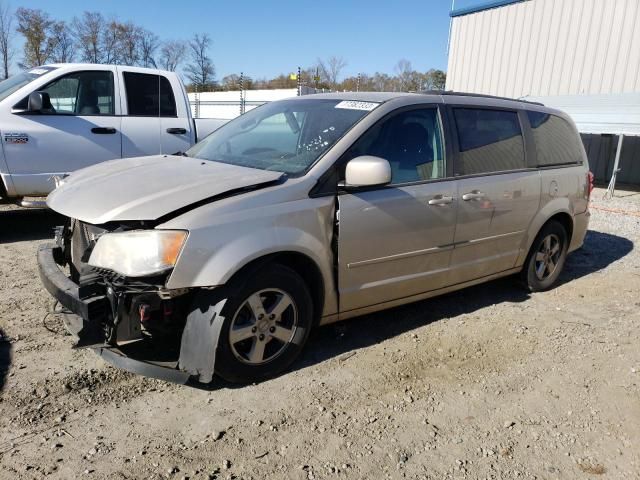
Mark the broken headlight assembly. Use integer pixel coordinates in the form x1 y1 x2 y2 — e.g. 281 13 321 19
88 230 187 277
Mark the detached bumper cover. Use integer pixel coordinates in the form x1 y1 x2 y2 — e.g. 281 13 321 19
37 243 190 384
37 244 107 325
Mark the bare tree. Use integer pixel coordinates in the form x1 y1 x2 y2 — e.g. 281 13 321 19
0 1 13 78
72 11 104 64
394 59 414 91
102 19 120 64
15 7 56 67
159 40 185 71
185 33 215 89
116 21 140 66
50 21 75 63
138 29 158 68
317 55 347 89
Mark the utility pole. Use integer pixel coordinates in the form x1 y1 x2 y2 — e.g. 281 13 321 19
239 72 244 115
194 83 200 119
356 73 361 92
297 66 301 96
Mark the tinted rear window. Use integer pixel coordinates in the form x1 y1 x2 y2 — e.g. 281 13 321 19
527 111 583 166
123 72 176 117
453 108 525 175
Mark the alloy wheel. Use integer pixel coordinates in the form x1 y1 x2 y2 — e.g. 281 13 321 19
228 288 298 365
534 233 561 281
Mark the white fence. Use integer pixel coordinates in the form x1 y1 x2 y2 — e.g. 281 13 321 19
188 87 329 119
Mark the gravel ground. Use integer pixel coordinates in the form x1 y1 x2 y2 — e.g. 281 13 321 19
0 187 639 480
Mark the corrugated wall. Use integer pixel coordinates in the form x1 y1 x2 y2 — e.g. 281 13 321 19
446 0 640 97
583 134 640 186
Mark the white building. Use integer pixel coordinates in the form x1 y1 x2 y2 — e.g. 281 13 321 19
446 0 640 187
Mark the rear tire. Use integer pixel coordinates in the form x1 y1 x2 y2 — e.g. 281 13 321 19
522 220 569 292
214 264 313 384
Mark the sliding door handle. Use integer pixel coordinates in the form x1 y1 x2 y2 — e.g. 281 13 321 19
428 195 453 206
462 191 485 201
166 127 187 134
91 127 116 134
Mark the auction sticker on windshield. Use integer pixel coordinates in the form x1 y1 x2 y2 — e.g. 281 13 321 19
28 67 56 76
335 100 379 111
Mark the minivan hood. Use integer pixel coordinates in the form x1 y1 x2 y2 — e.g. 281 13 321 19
47 155 284 224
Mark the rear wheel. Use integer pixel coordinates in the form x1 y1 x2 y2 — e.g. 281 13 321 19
215 264 313 383
522 220 569 292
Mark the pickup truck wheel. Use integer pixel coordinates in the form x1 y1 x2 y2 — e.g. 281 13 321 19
215 264 313 384
522 220 568 292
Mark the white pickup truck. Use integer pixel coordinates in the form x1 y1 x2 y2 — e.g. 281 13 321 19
0 63 227 205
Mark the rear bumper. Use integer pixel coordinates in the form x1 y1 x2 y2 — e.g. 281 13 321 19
569 210 591 252
37 243 190 384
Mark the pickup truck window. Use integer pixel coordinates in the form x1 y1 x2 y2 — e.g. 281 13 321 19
43 71 115 115
14 70 115 115
0 66 58 103
186 99 373 176
123 72 176 117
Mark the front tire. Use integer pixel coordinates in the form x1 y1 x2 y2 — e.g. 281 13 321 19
522 220 569 292
214 264 313 384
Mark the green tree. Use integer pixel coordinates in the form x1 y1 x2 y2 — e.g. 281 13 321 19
424 69 447 91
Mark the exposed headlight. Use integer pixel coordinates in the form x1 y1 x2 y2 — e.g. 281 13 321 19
88 230 187 277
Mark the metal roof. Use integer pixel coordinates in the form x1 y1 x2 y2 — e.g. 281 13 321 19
523 93 640 136
450 0 528 18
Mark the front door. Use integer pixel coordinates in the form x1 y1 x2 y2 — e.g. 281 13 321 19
3 69 121 196
338 106 458 313
448 107 540 283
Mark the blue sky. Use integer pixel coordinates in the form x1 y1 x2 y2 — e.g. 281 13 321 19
14 0 486 79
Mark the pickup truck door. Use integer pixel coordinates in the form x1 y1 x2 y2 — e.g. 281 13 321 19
338 105 458 313
118 68 194 157
3 68 122 196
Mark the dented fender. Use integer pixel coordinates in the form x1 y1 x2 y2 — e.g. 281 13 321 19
161 192 338 318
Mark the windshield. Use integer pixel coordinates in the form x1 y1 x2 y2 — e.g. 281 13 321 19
0 66 58 103
186 99 378 175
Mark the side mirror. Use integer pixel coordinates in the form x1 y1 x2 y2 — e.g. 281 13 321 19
27 91 53 113
344 156 392 188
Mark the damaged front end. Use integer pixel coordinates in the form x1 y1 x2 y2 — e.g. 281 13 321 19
38 219 222 384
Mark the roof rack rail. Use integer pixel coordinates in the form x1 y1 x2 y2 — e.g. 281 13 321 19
420 90 545 106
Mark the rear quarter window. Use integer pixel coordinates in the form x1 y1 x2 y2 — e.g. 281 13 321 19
527 111 583 167
453 108 526 175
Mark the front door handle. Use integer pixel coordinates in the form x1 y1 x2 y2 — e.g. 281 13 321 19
462 191 485 201
91 127 116 134
166 127 187 135
428 195 453 206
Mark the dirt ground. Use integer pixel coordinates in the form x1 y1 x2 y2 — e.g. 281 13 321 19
1 187 639 480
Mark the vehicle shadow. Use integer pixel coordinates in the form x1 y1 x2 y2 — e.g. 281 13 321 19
295 229 633 372
296 230 633 370
0 208 65 244
200 229 632 390
0 329 12 392
560 229 634 284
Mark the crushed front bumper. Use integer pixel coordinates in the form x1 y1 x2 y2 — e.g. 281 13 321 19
37 243 191 384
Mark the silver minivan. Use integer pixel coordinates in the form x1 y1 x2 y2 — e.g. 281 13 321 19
38 92 592 384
